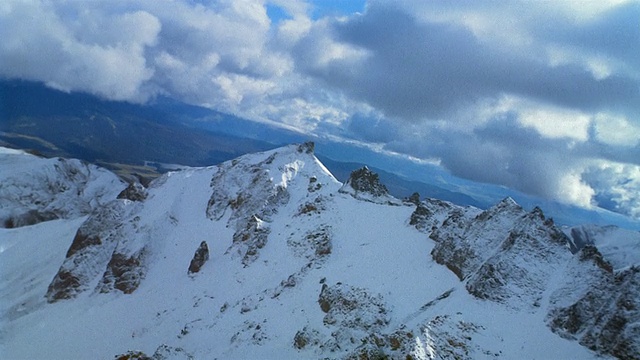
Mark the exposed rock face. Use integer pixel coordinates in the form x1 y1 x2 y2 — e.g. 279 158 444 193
46 196 159 301
431 197 572 307
117 181 148 202
297 141 315 154
293 282 391 354
549 265 640 359
293 326 322 350
432 198 555 279
114 344 194 360
206 153 292 224
579 245 613 274
230 215 270 267
407 315 493 360
206 144 336 266
98 252 145 294
347 329 418 360
65 226 102 258
288 225 333 260
45 270 82 302
406 192 421 205
46 201 130 302
206 152 290 266
317 283 389 329
188 241 210 274
340 166 388 197
426 195 640 358
409 197 461 233
3 209 59 228
301 283 494 359
338 166 401 205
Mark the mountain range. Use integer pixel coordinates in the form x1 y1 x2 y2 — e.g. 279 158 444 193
3 80 640 230
1 143 638 359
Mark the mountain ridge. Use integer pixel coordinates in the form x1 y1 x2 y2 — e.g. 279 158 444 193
4 79 639 230
1 143 639 359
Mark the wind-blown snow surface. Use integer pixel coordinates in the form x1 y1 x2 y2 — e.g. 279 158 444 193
0 144 633 359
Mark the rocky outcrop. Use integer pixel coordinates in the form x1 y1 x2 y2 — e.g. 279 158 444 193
301 283 492 359
288 225 333 260
338 166 400 205
206 151 293 223
188 241 210 274
426 195 640 356
293 282 391 354
117 181 148 202
98 251 145 294
341 166 389 197
296 141 315 154
346 329 417 360
46 196 159 301
206 151 290 267
229 215 270 267
46 200 130 302
207 143 338 266
114 345 194 360
3 209 59 228
432 198 547 279
317 282 388 328
431 198 572 307
408 315 493 360
549 265 640 359
293 326 323 350
409 197 461 233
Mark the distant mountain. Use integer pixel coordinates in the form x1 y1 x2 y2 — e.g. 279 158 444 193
0 79 486 208
3 80 640 230
0 80 277 176
2 144 638 359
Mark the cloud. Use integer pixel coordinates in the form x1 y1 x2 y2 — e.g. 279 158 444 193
2 0 639 219
0 1 160 101
295 2 639 120
593 113 640 147
583 162 640 217
380 103 638 213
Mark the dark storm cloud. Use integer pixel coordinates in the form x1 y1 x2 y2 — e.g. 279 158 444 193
296 3 639 119
345 114 399 143
536 2 640 68
383 114 598 207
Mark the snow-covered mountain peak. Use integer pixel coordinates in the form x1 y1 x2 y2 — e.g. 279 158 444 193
206 141 339 222
44 142 344 302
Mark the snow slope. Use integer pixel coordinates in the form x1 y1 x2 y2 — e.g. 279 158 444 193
1 143 637 359
0 147 124 228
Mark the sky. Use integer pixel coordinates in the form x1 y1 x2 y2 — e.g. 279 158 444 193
1 0 639 218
